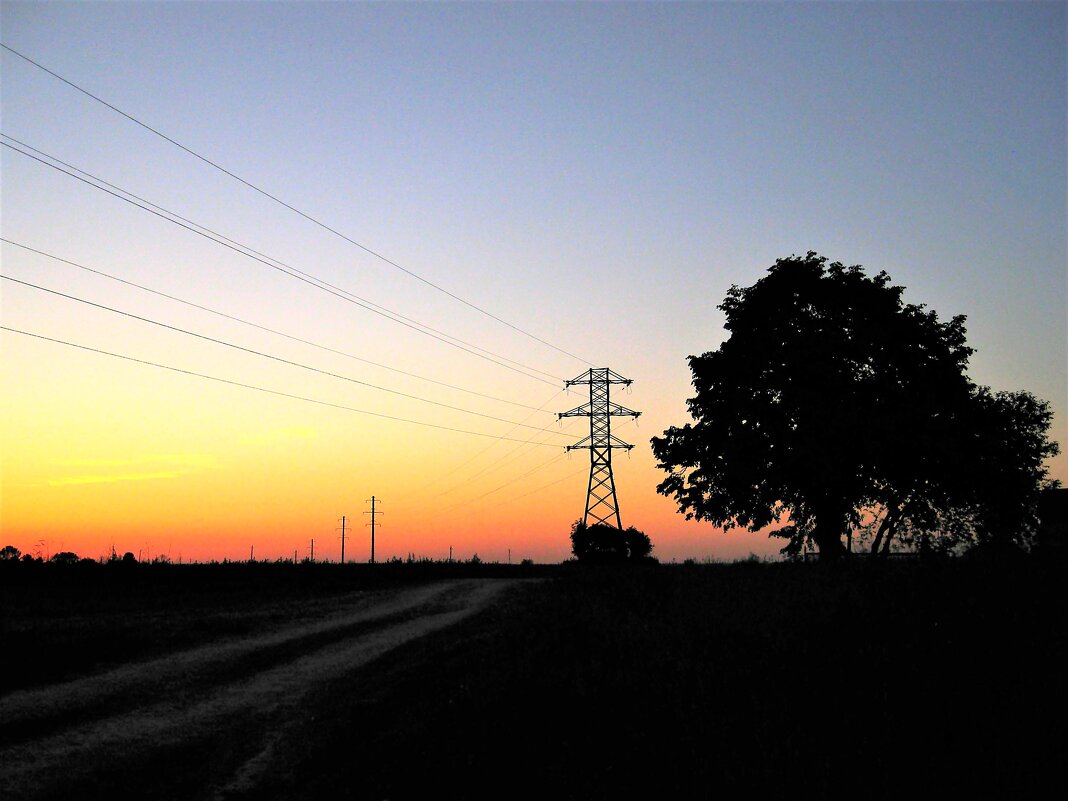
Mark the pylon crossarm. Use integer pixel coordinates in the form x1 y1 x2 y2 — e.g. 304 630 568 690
559 403 593 418
565 368 634 386
566 436 634 451
560 404 639 419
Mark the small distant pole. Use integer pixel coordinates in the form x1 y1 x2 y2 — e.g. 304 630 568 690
339 515 347 564
294 549 298 564
310 538 315 563
250 545 254 562
449 545 453 563
364 496 382 563
508 548 511 565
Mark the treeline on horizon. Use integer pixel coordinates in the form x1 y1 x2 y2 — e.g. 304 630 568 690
0 545 539 568
2 505 1065 575
0 549 553 598
3 534 1065 610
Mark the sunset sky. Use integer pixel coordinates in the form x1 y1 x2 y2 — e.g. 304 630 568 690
2 1 1064 563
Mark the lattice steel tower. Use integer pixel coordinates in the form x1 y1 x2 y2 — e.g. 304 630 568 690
559 368 641 529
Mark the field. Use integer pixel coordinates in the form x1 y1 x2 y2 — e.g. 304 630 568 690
1 559 1063 799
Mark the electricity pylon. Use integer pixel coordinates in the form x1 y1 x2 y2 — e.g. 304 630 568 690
559 368 640 529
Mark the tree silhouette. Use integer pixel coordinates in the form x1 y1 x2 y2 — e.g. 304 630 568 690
925 387 1059 553
623 527 653 560
571 521 653 562
651 252 1059 558
0 545 21 561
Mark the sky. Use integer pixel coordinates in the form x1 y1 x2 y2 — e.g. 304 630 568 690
2 1 1065 564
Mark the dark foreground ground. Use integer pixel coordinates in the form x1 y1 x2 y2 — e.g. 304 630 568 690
1 559 1063 799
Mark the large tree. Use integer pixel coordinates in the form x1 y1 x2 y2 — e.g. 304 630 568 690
651 253 1058 558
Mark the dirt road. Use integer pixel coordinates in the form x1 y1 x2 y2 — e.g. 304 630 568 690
0 578 515 800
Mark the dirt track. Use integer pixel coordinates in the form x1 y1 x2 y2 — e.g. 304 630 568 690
0 578 515 799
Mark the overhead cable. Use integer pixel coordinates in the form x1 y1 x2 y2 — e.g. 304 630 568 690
0 43 593 366
0 326 565 446
450 416 641 511
1 136 563 387
485 467 590 508
3 275 572 438
3 135 560 382
2 238 550 413
433 413 573 498
471 451 567 502
438 452 567 514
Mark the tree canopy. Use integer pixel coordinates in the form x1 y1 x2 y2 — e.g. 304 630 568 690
651 253 1059 558
570 521 653 563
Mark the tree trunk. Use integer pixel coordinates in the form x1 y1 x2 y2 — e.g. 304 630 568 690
807 499 848 560
879 499 912 556
870 505 899 557
817 535 845 559
814 519 846 560
880 525 898 555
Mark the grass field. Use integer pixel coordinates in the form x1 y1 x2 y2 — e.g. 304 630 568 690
2 559 1062 799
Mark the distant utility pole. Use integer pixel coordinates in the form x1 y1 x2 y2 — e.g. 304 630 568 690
559 368 641 529
338 515 347 564
364 496 382 563
250 545 254 562
310 538 315 563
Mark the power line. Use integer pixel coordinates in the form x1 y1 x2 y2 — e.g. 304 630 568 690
3 274 571 438
472 452 567 502
0 42 593 366
455 416 640 512
0 136 563 386
0 325 565 446
488 467 590 509
434 418 573 498
2 135 563 382
438 452 567 513
1 238 550 413
431 387 574 496
1 135 561 384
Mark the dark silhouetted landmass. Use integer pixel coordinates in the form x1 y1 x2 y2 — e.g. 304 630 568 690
1 559 1062 798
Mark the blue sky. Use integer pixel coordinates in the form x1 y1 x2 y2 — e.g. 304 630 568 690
2 1 1064 561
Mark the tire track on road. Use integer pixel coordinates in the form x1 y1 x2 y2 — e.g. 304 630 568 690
0 579 514 799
